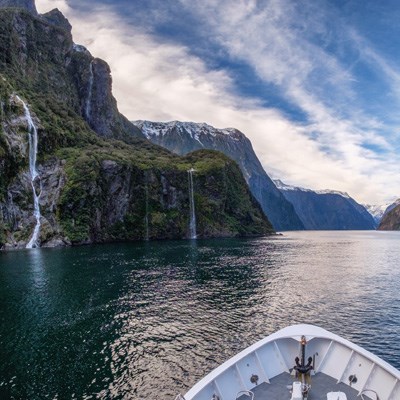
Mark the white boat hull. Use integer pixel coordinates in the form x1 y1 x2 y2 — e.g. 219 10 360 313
182 324 400 400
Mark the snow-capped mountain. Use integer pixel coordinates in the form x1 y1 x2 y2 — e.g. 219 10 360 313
274 180 351 198
363 204 390 225
273 180 376 230
133 120 305 231
364 199 400 225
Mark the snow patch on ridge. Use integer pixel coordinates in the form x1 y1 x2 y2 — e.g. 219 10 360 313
274 179 311 192
132 120 240 143
363 200 400 224
274 179 350 198
316 189 350 198
363 203 390 221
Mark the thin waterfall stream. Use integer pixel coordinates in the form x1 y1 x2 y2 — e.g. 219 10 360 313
85 60 94 120
188 168 197 239
16 95 41 248
144 175 149 241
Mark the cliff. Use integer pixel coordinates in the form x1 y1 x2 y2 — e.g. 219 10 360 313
0 0 37 14
0 5 274 249
133 121 304 231
378 202 400 231
275 180 376 230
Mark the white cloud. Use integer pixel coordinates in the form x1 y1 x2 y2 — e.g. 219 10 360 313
36 0 400 204
37 0 69 13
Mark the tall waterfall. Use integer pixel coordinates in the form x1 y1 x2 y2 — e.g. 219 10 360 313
85 60 94 120
16 96 41 248
144 178 149 241
188 168 197 239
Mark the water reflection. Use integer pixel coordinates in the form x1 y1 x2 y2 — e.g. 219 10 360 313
0 232 400 399
27 248 46 289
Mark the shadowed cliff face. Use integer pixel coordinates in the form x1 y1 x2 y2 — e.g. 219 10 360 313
378 204 400 231
0 5 274 249
133 121 305 231
0 97 273 248
0 5 143 142
70 54 141 141
278 188 376 230
0 0 37 14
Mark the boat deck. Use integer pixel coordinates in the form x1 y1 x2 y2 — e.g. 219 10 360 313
237 372 371 400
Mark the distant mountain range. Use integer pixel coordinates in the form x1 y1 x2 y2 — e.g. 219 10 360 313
364 199 400 225
363 204 390 225
274 180 376 230
133 120 304 231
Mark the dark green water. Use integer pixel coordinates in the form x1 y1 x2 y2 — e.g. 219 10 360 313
1 231 400 399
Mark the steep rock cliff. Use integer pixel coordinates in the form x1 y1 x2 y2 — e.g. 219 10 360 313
0 4 273 249
0 6 143 142
0 0 37 14
378 202 400 231
133 120 304 231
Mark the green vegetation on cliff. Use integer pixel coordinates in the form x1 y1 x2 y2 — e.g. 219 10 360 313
56 145 271 244
0 5 273 248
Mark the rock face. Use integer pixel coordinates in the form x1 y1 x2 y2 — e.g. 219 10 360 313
133 120 304 231
378 200 400 230
0 0 37 14
0 5 143 142
57 149 272 245
275 180 376 230
41 8 72 31
70 52 142 141
0 4 273 249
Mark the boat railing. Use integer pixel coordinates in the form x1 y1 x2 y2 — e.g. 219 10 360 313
174 394 186 400
360 389 380 400
235 390 254 400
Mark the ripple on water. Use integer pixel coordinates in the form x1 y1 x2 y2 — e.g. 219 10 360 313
0 232 400 399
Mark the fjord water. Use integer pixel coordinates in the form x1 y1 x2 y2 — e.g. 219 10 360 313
1 231 399 399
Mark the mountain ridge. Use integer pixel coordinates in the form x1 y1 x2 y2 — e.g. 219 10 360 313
0 3 274 249
274 180 376 230
274 179 351 199
133 120 305 231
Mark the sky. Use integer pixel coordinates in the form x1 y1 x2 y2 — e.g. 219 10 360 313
35 0 400 205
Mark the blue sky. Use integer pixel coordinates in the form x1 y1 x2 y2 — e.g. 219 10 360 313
36 0 400 204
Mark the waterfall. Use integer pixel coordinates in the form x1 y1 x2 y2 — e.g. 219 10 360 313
16 96 41 248
188 168 197 239
85 60 94 120
144 177 149 241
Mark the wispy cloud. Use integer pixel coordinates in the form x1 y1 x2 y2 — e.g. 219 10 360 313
350 29 400 100
36 0 400 204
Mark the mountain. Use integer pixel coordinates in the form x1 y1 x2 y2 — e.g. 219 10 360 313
132 120 304 231
274 180 376 230
378 204 400 230
0 2 273 249
363 203 391 225
377 199 400 231
382 199 400 217
365 199 400 226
